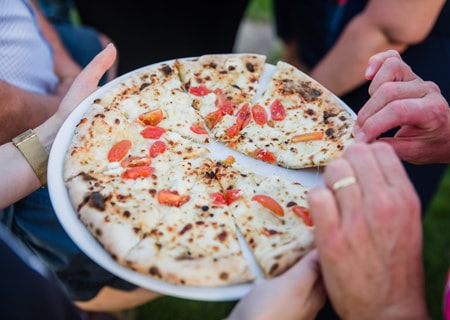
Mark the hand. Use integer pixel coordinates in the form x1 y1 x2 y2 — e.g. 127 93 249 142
228 250 325 320
35 43 117 152
308 142 429 320
354 50 450 164
53 43 117 124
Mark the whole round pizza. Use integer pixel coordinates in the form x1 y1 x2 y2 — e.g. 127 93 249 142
49 54 355 300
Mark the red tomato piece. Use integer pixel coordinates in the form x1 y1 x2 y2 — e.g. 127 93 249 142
205 110 223 129
121 166 154 179
225 123 240 137
213 88 227 107
252 194 284 216
236 102 252 129
270 99 286 121
190 122 208 135
107 139 132 162
189 86 212 96
149 140 166 158
252 104 268 125
219 101 235 116
120 156 152 168
141 126 166 139
137 109 163 126
158 190 190 207
211 192 227 205
256 148 277 164
225 189 242 205
292 205 314 226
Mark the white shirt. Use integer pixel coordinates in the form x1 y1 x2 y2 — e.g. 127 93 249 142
0 0 58 94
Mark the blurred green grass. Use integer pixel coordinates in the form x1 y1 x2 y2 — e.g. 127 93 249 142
133 1 450 319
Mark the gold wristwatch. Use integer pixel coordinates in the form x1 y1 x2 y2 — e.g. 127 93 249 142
12 129 49 186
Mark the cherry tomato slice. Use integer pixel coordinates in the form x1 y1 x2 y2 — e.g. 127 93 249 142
138 109 163 126
205 110 223 129
225 124 240 137
149 140 166 158
256 148 277 164
141 126 166 139
236 102 252 129
211 192 227 205
292 205 314 226
107 139 132 162
158 190 190 207
252 194 284 216
252 104 268 125
270 99 286 121
120 156 152 168
189 86 212 96
190 122 208 135
225 189 242 205
121 166 154 179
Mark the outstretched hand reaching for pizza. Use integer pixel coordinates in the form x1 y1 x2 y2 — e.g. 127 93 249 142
354 50 450 164
228 249 325 320
308 142 429 320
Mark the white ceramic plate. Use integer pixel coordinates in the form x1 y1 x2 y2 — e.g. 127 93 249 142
47 57 355 301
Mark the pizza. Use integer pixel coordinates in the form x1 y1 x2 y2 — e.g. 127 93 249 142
62 54 355 287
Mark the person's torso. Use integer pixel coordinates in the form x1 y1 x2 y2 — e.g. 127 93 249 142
0 0 58 94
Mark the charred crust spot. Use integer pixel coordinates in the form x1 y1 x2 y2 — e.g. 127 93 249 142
306 109 315 116
139 83 150 91
114 118 120 125
123 210 131 218
232 84 241 90
201 205 209 211
217 231 228 242
160 65 173 77
219 272 229 280
196 221 205 225
227 65 236 72
93 98 101 104
286 201 297 207
149 266 162 278
133 227 141 234
88 192 106 211
179 223 193 235
246 62 255 72
95 228 102 237
208 62 218 69
206 171 216 179
79 172 97 181
325 128 334 137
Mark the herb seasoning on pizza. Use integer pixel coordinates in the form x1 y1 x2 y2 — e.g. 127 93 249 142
63 54 355 287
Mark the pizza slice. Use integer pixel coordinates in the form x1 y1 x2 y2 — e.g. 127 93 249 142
207 61 356 169
174 54 266 129
213 160 315 278
123 157 256 286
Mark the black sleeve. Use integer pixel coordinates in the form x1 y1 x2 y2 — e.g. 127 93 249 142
0 228 83 320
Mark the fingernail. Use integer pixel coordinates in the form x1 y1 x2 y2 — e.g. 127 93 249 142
355 131 366 142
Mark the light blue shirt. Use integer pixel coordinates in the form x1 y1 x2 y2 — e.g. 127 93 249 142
0 0 59 94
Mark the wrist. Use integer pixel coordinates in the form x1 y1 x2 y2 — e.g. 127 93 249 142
12 129 49 186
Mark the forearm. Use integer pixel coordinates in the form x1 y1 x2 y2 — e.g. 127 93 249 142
310 14 407 97
30 0 81 79
0 113 63 209
0 81 60 144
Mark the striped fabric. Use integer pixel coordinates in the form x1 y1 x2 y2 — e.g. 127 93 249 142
0 0 58 94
